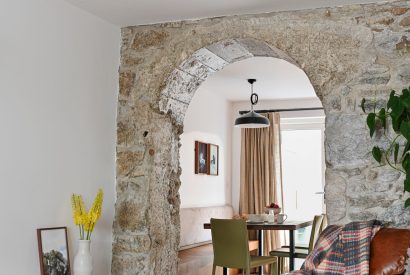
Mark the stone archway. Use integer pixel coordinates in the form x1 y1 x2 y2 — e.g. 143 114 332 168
159 38 302 128
115 38 321 275
113 3 410 273
115 37 329 275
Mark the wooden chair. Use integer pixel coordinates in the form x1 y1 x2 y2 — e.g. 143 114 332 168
281 213 328 250
210 218 278 275
319 213 328 233
230 240 259 275
269 215 324 273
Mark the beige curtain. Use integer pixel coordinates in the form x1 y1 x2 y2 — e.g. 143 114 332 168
239 112 284 256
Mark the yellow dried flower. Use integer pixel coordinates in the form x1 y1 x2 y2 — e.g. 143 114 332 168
89 189 103 222
83 213 93 231
71 194 86 225
71 194 78 225
71 189 104 240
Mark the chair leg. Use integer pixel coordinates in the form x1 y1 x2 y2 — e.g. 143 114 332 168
212 264 216 275
270 261 277 275
282 257 287 274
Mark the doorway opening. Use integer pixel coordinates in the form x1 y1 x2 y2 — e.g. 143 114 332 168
175 54 325 273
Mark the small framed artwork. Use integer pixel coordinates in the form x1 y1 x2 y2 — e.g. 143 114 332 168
195 141 209 174
208 143 219 176
37 227 71 275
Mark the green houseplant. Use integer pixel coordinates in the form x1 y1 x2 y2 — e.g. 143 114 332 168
362 87 410 207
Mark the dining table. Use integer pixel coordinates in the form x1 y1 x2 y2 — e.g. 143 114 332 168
203 220 313 275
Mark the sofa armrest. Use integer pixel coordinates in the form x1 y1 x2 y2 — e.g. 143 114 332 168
370 228 410 275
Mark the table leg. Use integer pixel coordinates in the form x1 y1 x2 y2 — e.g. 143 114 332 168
258 230 264 275
289 229 295 271
223 267 227 275
258 229 264 256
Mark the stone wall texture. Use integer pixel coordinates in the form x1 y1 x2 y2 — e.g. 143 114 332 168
113 1 410 274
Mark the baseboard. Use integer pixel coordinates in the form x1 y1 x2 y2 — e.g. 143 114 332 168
179 241 212 251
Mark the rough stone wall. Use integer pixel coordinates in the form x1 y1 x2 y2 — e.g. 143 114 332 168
113 1 410 274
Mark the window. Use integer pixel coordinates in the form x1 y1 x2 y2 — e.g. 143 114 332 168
281 116 325 246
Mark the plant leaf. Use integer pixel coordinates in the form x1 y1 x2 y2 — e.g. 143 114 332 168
392 114 404 132
401 92 410 109
361 98 366 113
403 154 410 172
387 90 396 110
401 121 410 141
394 143 400 164
405 198 410 208
367 113 376 138
405 176 410 192
402 142 410 158
391 99 404 119
372 146 382 163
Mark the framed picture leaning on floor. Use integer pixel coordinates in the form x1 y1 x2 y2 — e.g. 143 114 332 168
37 227 71 275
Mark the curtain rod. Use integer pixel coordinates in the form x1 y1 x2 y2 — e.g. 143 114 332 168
238 107 324 115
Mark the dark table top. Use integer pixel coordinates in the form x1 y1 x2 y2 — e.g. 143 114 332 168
203 220 312 230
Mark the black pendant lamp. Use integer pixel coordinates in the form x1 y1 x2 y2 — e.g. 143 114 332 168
234 79 270 128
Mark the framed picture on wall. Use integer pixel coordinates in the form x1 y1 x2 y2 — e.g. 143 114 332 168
195 141 209 174
208 143 219 176
37 227 71 275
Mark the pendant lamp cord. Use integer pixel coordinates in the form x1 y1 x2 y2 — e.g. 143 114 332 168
250 81 258 112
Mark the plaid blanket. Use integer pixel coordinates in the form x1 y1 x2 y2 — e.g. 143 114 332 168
290 220 382 275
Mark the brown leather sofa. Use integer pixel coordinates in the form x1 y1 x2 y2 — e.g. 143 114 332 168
370 228 410 275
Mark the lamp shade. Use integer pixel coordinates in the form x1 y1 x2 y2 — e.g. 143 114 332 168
234 111 270 128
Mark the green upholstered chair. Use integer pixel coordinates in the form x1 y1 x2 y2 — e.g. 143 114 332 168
269 215 324 273
210 218 278 275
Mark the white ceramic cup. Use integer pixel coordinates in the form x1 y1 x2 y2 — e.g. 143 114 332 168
277 214 288 224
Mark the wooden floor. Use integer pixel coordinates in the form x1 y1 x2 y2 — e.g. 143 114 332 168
178 244 223 275
178 244 259 275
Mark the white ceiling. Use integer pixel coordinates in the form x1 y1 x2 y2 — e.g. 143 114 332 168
201 57 319 102
65 0 385 26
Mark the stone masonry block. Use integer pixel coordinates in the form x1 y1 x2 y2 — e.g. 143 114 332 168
206 39 253 63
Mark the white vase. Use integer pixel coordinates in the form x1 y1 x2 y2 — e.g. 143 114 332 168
73 240 93 275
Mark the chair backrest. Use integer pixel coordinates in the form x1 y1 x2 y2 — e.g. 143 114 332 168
308 215 324 252
319 213 328 233
210 218 250 269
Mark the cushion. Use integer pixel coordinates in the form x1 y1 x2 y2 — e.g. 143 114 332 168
370 228 410 275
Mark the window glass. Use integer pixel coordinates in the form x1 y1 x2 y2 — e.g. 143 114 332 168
281 128 324 246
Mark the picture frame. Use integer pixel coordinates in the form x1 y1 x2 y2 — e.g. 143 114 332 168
195 141 209 174
37 227 71 275
208 143 219 176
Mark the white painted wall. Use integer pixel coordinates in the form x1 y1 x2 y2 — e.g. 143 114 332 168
179 87 232 208
230 98 324 213
0 1 119 274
